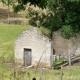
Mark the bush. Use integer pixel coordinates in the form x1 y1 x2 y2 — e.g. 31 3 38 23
39 27 51 38
61 25 73 39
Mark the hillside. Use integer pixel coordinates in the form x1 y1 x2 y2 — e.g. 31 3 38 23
0 2 28 24
0 24 27 63
0 2 47 25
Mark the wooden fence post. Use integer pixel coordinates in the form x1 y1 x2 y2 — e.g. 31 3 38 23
14 67 16 80
68 49 71 80
60 66 63 80
40 67 43 80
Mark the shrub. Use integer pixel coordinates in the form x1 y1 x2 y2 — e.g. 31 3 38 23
39 27 51 38
61 25 73 39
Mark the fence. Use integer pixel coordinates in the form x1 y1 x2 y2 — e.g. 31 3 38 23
0 65 80 80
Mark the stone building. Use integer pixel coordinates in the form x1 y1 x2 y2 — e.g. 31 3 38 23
15 27 52 67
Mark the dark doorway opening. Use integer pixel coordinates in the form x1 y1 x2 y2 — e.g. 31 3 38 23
24 48 32 66
53 48 55 55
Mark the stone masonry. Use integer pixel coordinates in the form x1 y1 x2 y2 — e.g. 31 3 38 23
52 30 80 58
15 27 52 67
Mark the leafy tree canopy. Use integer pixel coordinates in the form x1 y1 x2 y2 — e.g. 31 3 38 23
24 0 80 39
13 0 80 13
13 0 47 13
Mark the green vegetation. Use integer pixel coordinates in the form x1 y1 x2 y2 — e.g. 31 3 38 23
47 0 80 39
13 0 47 13
39 27 51 38
12 0 80 13
0 24 27 63
0 66 80 80
61 25 73 39
0 24 27 79
24 0 80 39
53 58 67 66
1 0 15 6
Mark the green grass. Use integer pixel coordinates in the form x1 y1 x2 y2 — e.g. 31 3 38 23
53 58 67 66
0 24 28 79
0 24 27 62
0 66 80 80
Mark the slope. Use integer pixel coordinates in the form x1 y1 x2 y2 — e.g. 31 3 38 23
0 24 27 63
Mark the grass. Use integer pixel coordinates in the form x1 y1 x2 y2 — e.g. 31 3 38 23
53 58 67 66
0 24 27 79
0 24 27 62
39 27 51 38
0 66 80 80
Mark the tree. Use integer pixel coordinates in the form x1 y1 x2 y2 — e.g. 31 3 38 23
52 0 80 39
13 0 48 13
13 0 80 11
40 0 80 39
22 0 80 39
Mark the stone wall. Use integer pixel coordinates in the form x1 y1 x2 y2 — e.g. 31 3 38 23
15 27 52 67
52 31 80 58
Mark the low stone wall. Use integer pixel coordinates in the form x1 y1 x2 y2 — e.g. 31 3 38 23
52 31 80 57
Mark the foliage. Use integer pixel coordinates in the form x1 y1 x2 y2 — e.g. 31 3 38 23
26 7 62 37
61 25 73 39
13 0 80 13
13 0 48 13
39 27 51 38
13 4 25 13
26 8 36 18
43 15 62 32
26 8 48 28
53 57 67 66
61 1 80 32
26 8 40 27
13 0 80 11
47 0 80 38
1 0 15 7
24 0 80 39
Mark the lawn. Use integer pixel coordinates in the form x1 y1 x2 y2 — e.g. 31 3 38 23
0 24 27 79
0 24 27 63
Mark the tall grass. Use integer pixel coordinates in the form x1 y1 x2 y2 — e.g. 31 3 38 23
0 66 80 80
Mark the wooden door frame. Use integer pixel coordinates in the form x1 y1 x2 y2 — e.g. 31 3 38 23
23 48 32 66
